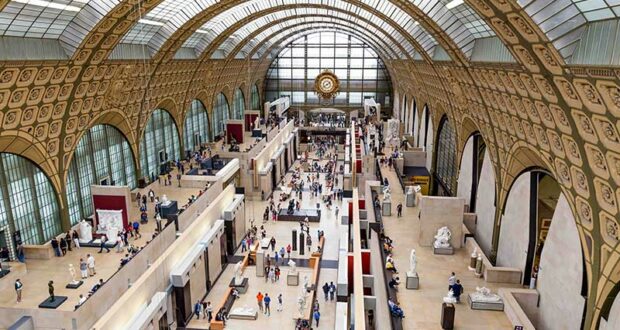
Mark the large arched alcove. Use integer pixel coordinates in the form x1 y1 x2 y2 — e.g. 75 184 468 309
184 100 211 153
418 105 434 171
433 115 457 196
139 109 181 181
251 83 261 110
212 92 230 139
66 125 137 225
412 101 419 143
232 88 245 120
0 153 61 244
497 170 586 329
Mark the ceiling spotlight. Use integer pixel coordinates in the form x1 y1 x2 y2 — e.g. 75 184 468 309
138 18 165 26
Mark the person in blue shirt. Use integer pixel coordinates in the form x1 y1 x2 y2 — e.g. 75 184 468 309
313 310 321 326
194 300 202 319
263 293 271 316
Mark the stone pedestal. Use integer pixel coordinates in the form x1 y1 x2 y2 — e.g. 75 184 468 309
468 256 477 271
229 277 249 294
287 271 299 286
256 250 265 277
382 201 391 216
433 246 454 255
406 271 419 289
406 191 415 207
38 296 68 309
66 281 83 289
467 294 504 311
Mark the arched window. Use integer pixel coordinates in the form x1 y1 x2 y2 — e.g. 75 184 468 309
251 84 260 110
212 93 229 137
66 125 137 225
434 116 457 196
184 100 210 152
232 88 245 120
265 31 392 106
139 109 181 181
0 153 60 244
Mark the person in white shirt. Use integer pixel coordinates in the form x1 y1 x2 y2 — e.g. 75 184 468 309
448 272 456 291
75 294 87 309
87 254 96 276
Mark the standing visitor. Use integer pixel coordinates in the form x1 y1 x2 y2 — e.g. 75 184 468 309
453 280 463 303
72 230 80 249
87 254 96 276
313 310 321 326
277 293 283 311
194 300 202 319
279 247 285 264
263 293 271 316
322 282 329 301
98 234 110 253
448 272 456 291
205 301 213 321
397 203 403 217
148 189 155 202
286 244 292 260
329 282 336 301
241 239 247 253
256 292 264 312
51 238 61 257
15 279 23 303
79 258 88 279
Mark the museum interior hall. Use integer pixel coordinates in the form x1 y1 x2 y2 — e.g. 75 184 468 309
1 1 620 329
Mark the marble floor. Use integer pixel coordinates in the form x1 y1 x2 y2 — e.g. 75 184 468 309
0 167 199 311
377 162 520 329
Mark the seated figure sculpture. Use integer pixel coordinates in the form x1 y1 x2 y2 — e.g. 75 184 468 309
471 287 502 303
433 226 452 249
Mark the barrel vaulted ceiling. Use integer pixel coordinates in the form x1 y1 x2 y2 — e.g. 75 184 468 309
1 2 620 329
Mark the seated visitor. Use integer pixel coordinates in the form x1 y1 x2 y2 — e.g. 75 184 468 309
231 288 239 299
89 279 105 295
120 254 131 266
389 276 400 291
388 298 405 318
386 260 398 274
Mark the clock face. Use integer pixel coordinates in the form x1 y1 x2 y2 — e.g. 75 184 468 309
314 70 340 99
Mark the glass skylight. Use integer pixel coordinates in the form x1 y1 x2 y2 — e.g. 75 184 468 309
212 10 412 60
0 0 119 55
182 0 433 60
239 22 401 60
516 0 620 60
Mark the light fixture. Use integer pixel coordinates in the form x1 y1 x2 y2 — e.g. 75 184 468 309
446 0 464 9
14 0 81 12
196 29 210 34
138 18 165 26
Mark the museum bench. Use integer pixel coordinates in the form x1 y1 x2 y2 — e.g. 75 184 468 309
210 287 236 330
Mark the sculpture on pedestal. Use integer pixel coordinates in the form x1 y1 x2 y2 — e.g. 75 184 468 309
48 280 55 302
442 288 456 304
68 264 77 284
470 287 502 303
254 116 260 130
161 194 171 206
233 261 243 286
288 259 297 273
302 275 310 292
409 249 417 275
383 186 391 202
79 220 93 242
433 226 452 249
471 247 478 258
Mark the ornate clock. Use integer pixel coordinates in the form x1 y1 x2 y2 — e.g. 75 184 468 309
314 70 340 99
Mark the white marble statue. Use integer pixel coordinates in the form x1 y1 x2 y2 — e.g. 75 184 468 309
233 261 243 286
68 264 77 283
302 275 310 291
297 295 306 317
443 289 457 304
433 226 452 249
79 220 93 242
471 287 502 303
383 191 391 202
161 194 171 206
288 259 297 273
471 247 478 258
409 249 417 275
254 116 260 130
